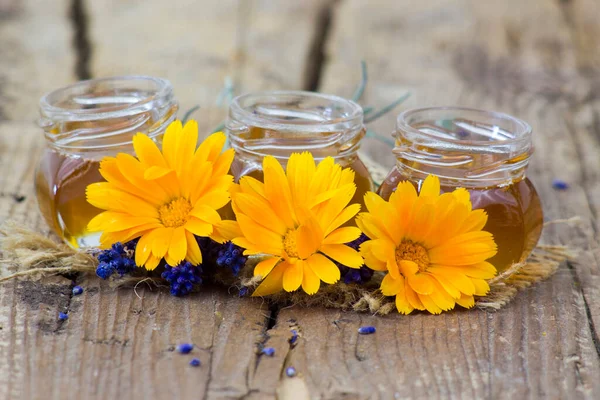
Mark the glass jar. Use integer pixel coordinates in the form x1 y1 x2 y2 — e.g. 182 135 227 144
225 91 373 212
378 107 543 272
35 76 178 248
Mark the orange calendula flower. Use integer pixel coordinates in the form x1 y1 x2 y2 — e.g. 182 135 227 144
231 152 364 296
357 175 498 314
86 120 236 270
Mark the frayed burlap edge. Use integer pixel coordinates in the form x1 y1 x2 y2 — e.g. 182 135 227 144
0 220 577 314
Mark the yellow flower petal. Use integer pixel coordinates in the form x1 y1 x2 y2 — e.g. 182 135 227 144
263 155 296 228
252 263 287 297
283 260 303 292
418 294 443 314
323 227 361 245
254 257 281 278
185 230 203 265
211 220 242 243
236 214 283 253
419 175 440 198
405 284 426 310
184 218 213 237
189 204 222 226
307 253 340 284
166 227 187 265
395 285 414 315
151 227 173 258
326 203 361 235
428 279 456 312
144 165 173 180
302 261 320 295
296 219 322 259
320 244 363 269
455 294 475 309
162 120 183 169
471 278 490 296
287 152 316 208
429 231 497 266
194 131 226 164
381 273 404 296
407 273 435 295
135 232 153 267
232 192 287 235
133 132 168 168
364 191 402 244
145 255 162 271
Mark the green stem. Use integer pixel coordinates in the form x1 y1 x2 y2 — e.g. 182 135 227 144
182 105 200 123
364 92 411 123
351 61 368 102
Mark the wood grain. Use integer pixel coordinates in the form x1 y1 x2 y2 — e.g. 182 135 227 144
1 0 600 399
310 0 600 398
0 1 327 399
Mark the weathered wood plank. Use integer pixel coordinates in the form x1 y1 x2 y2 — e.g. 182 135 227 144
271 0 600 398
0 0 75 121
0 1 326 400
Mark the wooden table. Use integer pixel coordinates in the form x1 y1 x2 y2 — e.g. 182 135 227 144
1 1 599 399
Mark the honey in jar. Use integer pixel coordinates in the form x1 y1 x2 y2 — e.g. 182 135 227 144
224 91 374 217
35 76 178 248
378 107 543 272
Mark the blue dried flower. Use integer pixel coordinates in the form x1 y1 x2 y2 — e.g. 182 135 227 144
216 242 247 276
162 261 202 297
58 312 68 321
285 367 297 377
289 330 298 345
196 237 221 261
552 179 569 190
238 287 249 297
176 343 194 354
335 234 373 284
358 326 376 335
95 240 137 280
72 286 83 296
189 358 201 367
261 347 275 357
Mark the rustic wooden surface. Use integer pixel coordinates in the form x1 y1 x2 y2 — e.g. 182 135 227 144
0 0 599 399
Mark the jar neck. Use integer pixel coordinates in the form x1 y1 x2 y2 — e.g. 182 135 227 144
226 90 365 164
39 76 178 156
394 107 533 188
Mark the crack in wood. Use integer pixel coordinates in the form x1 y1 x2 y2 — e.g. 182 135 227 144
69 0 91 80
567 260 600 358
303 0 338 91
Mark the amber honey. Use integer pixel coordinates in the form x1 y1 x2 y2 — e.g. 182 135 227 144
35 151 104 247
36 76 178 248
384 107 544 272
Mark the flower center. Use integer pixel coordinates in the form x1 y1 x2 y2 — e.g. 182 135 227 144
282 229 300 259
158 197 192 228
395 240 430 272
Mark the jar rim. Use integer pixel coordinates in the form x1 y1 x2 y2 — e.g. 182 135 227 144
396 106 532 146
39 75 174 122
229 90 364 132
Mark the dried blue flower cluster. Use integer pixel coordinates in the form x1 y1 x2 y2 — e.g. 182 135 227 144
336 234 374 284
162 262 203 297
96 241 137 280
215 242 247 276
58 312 69 321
